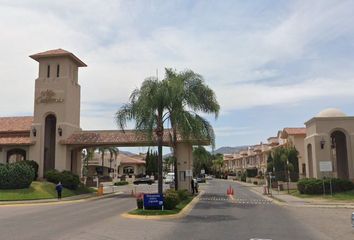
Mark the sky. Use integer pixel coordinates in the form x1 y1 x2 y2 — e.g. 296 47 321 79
1 0 354 153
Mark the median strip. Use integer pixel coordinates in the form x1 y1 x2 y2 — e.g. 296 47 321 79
121 191 203 220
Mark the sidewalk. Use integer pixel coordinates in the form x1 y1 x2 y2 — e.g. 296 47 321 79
0 188 124 206
232 179 354 208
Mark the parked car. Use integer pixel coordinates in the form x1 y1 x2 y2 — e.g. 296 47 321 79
133 177 155 185
196 176 206 183
205 175 213 180
164 172 175 184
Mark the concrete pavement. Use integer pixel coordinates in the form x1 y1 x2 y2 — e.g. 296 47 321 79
233 179 354 208
0 179 353 239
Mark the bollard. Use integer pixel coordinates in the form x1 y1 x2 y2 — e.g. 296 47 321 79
97 184 104 196
352 212 354 228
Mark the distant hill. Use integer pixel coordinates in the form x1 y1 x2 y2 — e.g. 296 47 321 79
119 150 136 156
213 146 248 155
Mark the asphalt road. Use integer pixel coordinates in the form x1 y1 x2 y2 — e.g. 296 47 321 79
1 180 353 240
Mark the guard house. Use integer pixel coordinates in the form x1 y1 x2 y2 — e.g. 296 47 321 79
0 49 206 191
304 108 354 181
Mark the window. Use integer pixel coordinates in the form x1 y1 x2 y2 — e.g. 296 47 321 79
47 65 50 78
302 163 306 174
57 64 60 77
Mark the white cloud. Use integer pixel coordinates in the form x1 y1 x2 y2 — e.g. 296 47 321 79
0 0 354 134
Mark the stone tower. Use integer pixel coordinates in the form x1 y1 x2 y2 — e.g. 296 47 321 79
29 49 86 177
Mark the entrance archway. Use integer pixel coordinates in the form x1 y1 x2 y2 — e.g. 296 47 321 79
44 114 56 173
7 148 26 163
307 144 313 178
331 130 349 179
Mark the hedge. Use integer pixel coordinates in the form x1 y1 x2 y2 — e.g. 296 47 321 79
297 178 354 194
114 181 129 186
0 163 35 189
45 169 80 190
18 160 39 180
164 189 180 210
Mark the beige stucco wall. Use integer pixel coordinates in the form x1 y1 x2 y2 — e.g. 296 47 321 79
29 57 82 177
175 143 193 191
304 117 354 180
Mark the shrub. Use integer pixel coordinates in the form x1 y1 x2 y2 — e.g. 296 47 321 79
177 189 190 201
45 169 80 190
19 160 39 180
45 169 61 184
297 178 354 194
0 163 35 189
164 189 180 210
114 181 129 186
61 171 80 190
240 172 247 182
136 192 144 209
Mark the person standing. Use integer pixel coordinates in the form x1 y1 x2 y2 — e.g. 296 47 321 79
56 181 63 200
191 178 195 194
194 179 199 194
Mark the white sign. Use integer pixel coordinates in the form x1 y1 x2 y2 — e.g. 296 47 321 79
201 169 205 174
319 161 333 172
185 170 193 177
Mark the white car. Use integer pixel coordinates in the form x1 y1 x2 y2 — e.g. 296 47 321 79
164 175 174 184
205 175 213 180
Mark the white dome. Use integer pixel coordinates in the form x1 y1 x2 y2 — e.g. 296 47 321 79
316 108 347 118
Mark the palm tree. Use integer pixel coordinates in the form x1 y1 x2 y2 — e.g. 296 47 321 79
116 78 169 194
82 148 95 186
164 68 220 189
98 147 119 176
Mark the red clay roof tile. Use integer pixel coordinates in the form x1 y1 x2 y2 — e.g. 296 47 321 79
0 116 33 132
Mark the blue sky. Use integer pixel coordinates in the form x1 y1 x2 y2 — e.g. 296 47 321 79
0 0 354 152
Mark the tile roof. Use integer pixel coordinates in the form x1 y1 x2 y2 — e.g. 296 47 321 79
118 154 145 165
30 49 87 67
0 116 33 132
0 136 33 145
281 128 306 138
283 127 306 135
61 130 210 147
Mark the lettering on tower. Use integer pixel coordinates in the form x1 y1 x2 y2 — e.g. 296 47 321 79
36 89 64 104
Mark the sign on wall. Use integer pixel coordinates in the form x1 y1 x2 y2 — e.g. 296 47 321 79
185 170 193 177
319 161 333 172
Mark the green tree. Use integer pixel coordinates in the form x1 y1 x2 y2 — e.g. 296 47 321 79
271 146 299 182
164 68 220 189
193 146 212 176
82 148 95 184
211 154 224 177
163 156 175 174
145 149 158 176
116 78 169 194
98 147 119 176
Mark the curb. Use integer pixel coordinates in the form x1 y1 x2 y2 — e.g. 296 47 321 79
232 180 354 209
0 191 123 207
121 191 203 220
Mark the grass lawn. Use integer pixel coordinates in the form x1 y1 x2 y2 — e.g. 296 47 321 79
290 189 354 201
129 196 194 216
0 181 95 201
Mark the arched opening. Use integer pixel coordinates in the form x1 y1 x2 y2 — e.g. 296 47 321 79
123 166 134 174
307 144 313 178
331 130 349 179
44 114 56 173
7 148 26 164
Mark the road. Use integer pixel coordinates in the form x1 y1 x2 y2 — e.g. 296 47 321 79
0 179 353 240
